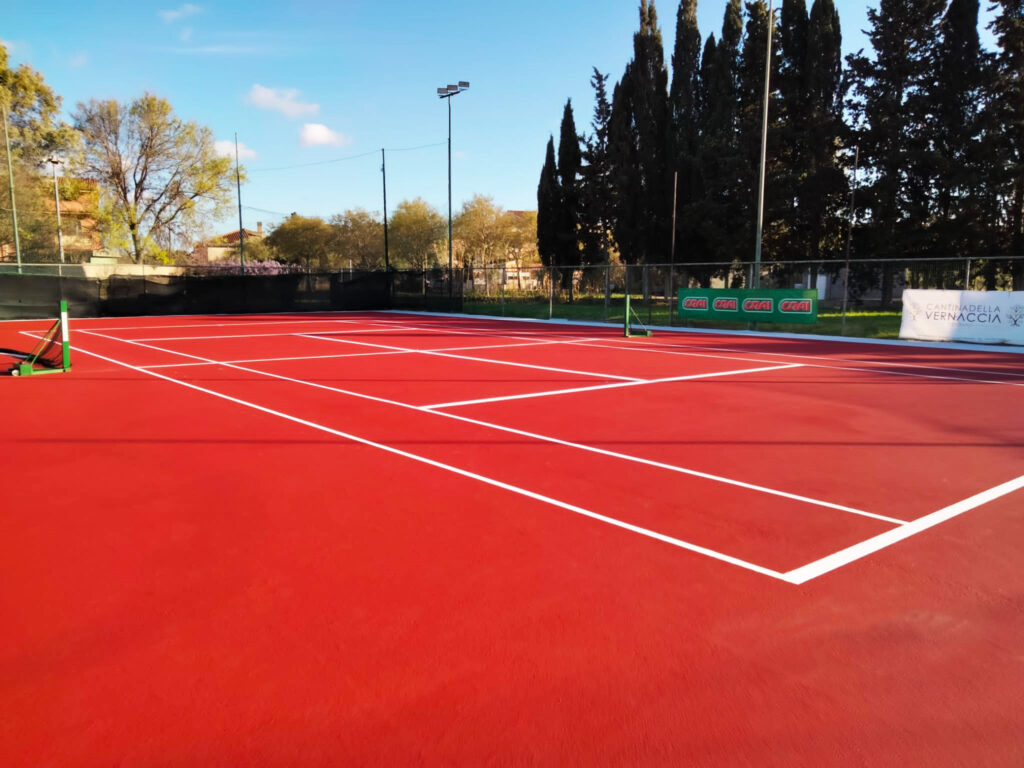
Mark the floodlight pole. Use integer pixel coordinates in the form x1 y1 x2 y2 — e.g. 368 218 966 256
3 104 22 273
752 0 774 290
235 133 245 274
841 144 860 336
437 81 469 299
47 158 65 277
381 148 390 271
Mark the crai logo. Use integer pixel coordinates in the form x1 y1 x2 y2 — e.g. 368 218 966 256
742 298 773 313
713 297 738 311
779 299 812 314
683 297 709 310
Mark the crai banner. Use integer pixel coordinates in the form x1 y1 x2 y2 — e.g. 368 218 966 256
900 289 1024 345
677 288 819 324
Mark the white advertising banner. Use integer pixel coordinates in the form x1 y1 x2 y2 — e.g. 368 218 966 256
900 290 1024 345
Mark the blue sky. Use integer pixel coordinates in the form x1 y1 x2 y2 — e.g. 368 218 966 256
2 1 997 237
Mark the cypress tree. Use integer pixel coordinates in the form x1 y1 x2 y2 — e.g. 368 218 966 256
536 136 560 268
846 0 945 302
608 1 672 264
556 99 582 291
990 0 1024 287
931 0 989 263
692 3 745 274
802 0 846 265
669 0 703 266
580 69 614 269
738 1 781 265
776 0 810 262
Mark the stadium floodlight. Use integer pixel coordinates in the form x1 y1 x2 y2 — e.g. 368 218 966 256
435 80 471 300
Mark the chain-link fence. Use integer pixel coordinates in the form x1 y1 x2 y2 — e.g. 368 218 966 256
458 256 1024 327
3 255 1020 328
0 265 462 319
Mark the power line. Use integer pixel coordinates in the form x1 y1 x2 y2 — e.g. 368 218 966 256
247 140 446 173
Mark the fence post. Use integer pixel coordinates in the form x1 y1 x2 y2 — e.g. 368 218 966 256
549 266 554 320
501 264 506 316
604 262 610 323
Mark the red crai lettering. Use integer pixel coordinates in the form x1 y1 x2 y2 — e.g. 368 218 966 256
743 299 773 312
683 297 708 310
780 299 812 313
713 298 738 311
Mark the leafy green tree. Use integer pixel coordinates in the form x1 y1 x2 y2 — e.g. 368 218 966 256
0 45 79 260
455 194 510 282
503 210 539 289
536 136 560 267
73 93 235 263
330 208 384 269
388 197 445 269
265 214 336 268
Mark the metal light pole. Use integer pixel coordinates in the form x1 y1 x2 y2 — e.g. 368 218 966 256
235 133 245 274
841 145 860 336
3 104 22 273
752 0 774 290
381 148 390 271
47 158 66 277
436 81 469 299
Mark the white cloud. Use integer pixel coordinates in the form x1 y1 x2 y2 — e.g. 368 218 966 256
246 84 319 119
180 26 193 42
159 3 201 22
69 52 89 68
300 123 349 148
214 139 257 160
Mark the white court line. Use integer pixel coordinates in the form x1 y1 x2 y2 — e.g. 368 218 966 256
57 317 367 332
78 329 903 526
64 338 793 583
130 325 425 342
297 333 644 382
580 338 1024 386
423 363 804 410
783 474 1024 584
137 336 604 370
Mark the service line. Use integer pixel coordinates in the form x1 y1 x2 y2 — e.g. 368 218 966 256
422 363 804 410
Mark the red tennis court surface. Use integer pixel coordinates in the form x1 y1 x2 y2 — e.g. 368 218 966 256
2 311 1023 765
